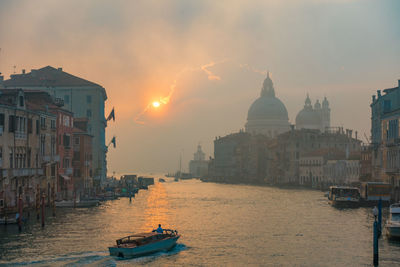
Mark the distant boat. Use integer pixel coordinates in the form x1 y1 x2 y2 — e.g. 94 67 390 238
159 178 166 183
386 203 400 240
328 186 360 208
174 177 179 182
109 229 180 258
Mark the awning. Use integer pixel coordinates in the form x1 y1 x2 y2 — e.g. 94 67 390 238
61 175 71 181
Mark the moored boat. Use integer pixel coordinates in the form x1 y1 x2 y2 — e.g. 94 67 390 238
109 229 180 258
386 203 400 240
328 186 360 208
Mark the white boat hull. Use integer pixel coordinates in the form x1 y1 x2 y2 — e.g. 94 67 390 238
109 236 179 258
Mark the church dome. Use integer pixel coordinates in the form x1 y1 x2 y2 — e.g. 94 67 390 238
295 94 322 129
247 96 288 120
247 73 289 121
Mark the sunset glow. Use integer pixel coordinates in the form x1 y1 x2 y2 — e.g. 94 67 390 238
152 101 160 108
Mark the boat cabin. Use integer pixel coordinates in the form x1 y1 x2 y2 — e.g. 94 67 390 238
328 186 360 201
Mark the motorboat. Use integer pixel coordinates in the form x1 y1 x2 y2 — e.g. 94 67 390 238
109 229 180 258
386 203 400 240
55 199 99 208
159 178 166 183
328 186 360 208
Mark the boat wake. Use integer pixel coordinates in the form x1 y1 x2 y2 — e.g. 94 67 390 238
0 244 188 266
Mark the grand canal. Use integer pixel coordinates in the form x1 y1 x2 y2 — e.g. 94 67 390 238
1 179 400 266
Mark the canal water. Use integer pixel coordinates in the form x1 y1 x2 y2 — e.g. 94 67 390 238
1 179 400 266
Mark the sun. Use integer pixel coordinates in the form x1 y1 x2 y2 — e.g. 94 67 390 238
152 101 160 108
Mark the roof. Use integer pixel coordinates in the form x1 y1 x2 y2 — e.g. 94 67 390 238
4 66 102 88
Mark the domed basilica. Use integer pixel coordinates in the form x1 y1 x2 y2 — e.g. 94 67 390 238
245 74 330 136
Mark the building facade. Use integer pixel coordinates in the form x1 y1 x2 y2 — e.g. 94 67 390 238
73 118 93 198
189 145 209 178
4 66 107 186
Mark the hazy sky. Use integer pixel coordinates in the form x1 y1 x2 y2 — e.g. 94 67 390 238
0 0 399 174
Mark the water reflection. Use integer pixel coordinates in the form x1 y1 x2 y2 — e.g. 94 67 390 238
141 182 170 231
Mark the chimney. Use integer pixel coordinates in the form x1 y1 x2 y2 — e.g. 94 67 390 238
58 67 63 71
372 95 376 102
355 131 358 140
377 90 381 97
22 69 25 74
290 124 295 131
349 130 353 138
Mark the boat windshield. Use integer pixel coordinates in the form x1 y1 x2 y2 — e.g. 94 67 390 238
391 213 400 221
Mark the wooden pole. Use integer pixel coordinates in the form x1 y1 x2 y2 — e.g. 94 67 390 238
18 196 22 232
36 185 40 221
373 220 379 266
41 193 45 228
52 183 56 217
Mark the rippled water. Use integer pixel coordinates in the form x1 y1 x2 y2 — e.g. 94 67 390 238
1 179 400 266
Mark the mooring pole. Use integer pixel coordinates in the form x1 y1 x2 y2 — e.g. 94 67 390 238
18 196 22 232
74 190 77 208
373 219 379 266
36 185 40 220
41 194 45 228
52 183 56 217
378 198 382 238
129 191 132 202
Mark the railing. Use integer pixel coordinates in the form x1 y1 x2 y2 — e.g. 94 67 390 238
6 168 44 177
65 168 73 175
42 155 60 162
385 168 400 174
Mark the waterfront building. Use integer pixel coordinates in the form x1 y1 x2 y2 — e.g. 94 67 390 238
360 144 372 182
189 144 209 178
73 118 93 197
295 94 330 132
299 148 360 188
245 73 290 137
0 89 45 212
268 127 362 185
211 131 270 183
24 91 74 200
3 66 107 187
370 79 400 202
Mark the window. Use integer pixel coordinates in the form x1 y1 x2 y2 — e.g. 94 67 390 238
86 95 92 103
27 118 32 134
8 115 15 132
74 137 80 145
9 150 13 168
0 113 4 135
63 134 71 148
51 119 56 129
63 158 70 168
27 149 31 167
19 95 24 107
36 120 39 134
40 134 46 156
63 115 70 127
64 95 70 104
40 117 46 129
51 164 56 177
73 151 80 161
87 109 92 117
51 136 56 156
0 147 2 167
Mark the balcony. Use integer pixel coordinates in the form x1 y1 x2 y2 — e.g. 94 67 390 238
65 168 73 175
385 167 400 174
42 154 60 163
6 168 44 177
